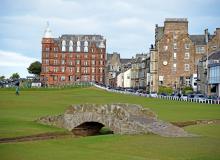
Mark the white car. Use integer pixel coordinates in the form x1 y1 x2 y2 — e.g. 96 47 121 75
150 92 157 98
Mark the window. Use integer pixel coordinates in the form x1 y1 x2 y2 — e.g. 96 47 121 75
91 48 94 53
62 40 66 52
100 67 103 73
54 53 58 58
70 67 73 72
92 67 95 73
92 60 95 65
84 67 88 74
53 47 58 52
69 54 72 58
61 60 65 65
100 54 103 59
84 61 88 66
84 47 88 52
76 67 80 73
212 45 217 51
92 55 95 59
185 52 190 59
76 54 80 58
45 59 49 65
45 52 49 58
62 54 65 59
53 76 58 81
91 75 95 81
54 60 58 65
84 54 88 58
69 61 73 66
54 67 58 72
173 43 177 49
61 76 65 81
61 67 65 72
45 47 50 51
76 60 80 65
100 77 103 82
173 63 177 71
100 61 103 65
184 64 190 71
185 44 190 49
173 53 177 59
196 46 205 54
164 45 168 51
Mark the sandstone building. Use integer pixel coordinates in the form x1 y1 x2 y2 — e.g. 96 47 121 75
150 18 220 93
40 24 106 86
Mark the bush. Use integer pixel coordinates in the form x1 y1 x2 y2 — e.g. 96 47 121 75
182 86 193 94
158 86 173 95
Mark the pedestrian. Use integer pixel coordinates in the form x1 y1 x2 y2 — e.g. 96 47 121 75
15 80 20 96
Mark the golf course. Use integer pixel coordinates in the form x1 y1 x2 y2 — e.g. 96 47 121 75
0 86 220 160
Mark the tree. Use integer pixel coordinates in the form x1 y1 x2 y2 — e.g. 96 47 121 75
10 73 20 80
0 76 5 80
27 61 42 76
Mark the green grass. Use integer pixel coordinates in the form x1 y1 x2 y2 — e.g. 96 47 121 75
0 87 220 160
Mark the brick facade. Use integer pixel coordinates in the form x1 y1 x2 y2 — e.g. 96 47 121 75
41 34 106 86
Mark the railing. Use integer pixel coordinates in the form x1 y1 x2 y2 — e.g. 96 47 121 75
93 84 220 105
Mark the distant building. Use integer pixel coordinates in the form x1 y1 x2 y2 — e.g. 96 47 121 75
197 50 220 96
106 52 131 87
123 69 132 88
40 23 106 86
150 18 220 93
130 54 150 90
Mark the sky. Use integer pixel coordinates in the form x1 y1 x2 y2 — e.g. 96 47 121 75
0 0 220 78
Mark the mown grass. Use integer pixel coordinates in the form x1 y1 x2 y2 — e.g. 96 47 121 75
0 87 220 160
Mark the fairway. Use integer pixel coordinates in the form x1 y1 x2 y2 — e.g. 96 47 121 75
0 87 220 160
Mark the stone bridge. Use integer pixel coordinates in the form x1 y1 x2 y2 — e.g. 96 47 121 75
37 104 192 137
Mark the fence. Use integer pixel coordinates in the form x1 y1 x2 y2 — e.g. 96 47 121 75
93 84 220 105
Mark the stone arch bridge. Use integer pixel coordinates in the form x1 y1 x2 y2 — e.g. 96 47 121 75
37 104 191 137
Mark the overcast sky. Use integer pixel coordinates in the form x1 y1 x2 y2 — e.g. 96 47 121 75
0 0 220 78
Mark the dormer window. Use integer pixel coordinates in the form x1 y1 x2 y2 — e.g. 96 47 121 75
69 40 73 52
77 40 81 52
84 41 88 52
62 40 66 52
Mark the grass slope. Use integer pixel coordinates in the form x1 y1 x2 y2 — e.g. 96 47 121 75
0 87 220 160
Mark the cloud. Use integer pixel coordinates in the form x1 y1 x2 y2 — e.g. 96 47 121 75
0 50 38 67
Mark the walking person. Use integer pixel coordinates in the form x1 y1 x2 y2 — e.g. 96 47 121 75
15 80 20 96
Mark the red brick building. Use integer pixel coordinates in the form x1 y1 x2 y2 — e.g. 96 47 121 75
40 24 106 86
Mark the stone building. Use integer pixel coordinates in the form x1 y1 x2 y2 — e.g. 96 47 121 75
40 23 106 86
150 18 220 93
105 52 131 87
130 54 150 90
197 50 220 96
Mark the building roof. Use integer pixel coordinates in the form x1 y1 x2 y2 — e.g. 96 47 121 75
60 34 104 42
120 58 131 64
189 35 206 45
190 35 214 45
209 49 220 60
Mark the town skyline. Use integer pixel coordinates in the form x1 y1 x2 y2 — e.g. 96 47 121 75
0 0 220 78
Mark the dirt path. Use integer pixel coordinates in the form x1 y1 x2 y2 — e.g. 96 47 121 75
171 119 220 127
0 132 74 144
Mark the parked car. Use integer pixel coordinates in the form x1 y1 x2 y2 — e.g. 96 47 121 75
150 92 157 98
181 94 188 100
160 93 168 96
194 94 206 102
187 94 195 99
